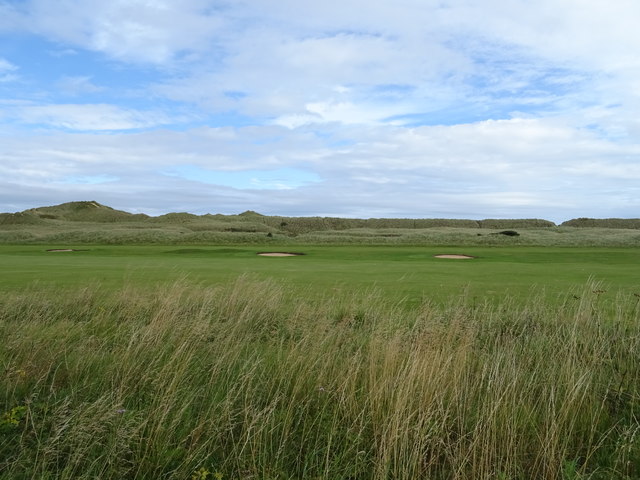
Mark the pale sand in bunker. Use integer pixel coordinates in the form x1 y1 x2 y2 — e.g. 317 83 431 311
46 249 88 252
434 254 475 259
257 252 305 257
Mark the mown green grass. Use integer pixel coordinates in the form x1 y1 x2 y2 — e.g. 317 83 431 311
1 245 639 305
1 278 639 479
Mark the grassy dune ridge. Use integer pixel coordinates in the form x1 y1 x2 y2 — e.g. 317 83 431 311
2 201 640 246
1 278 639 479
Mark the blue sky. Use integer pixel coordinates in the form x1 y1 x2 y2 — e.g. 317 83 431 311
1 0 639 221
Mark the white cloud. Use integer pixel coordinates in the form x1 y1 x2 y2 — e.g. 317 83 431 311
0 1 26 32
0 73 18 83
0 58 17 72
26 0 227 64
140 1 639 136
273 100 413 127
56 76 104 96
1 117 638 221
447 0 640 72
0 57 18 82
5 103 176 130
10 0 637 133
2 1 640 219
152 16 470 121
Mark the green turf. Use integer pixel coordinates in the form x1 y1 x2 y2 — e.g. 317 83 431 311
2 244 639 304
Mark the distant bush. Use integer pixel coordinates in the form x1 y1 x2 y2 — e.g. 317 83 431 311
561 218 640 229
179 231 274 244
258 216 364 234
364 218 479 229
479 219 555 228
263 217 553 234
257 216 481 234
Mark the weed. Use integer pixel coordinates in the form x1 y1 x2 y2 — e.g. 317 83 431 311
1 405 26 429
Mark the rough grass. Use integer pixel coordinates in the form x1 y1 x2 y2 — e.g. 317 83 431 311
1 278 639 479
2 223 640 247
561 218 640 229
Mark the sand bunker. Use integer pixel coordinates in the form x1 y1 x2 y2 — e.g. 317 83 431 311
46 249 88 253
434 254 475 259
257 252 305 257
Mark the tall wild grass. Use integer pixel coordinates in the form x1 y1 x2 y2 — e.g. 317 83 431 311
1 278 639 479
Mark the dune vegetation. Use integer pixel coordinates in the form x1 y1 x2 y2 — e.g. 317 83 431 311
1 201 640 247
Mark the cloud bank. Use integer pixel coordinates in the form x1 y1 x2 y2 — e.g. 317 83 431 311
1 0 639 221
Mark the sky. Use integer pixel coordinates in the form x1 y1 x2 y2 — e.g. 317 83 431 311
1 0 639 222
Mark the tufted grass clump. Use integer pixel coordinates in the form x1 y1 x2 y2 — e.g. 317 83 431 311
1 277 639 479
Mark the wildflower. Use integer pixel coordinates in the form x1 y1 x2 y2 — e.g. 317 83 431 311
192 467 210 480
115 409 127 414
1 406 27 428
5 368 27 378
